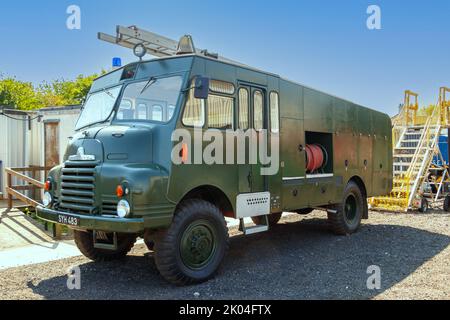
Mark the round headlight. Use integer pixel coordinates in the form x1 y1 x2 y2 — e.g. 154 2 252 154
117 200 131 218
43 192 53 208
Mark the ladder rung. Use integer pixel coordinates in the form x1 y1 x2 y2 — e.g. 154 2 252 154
394 154 421 157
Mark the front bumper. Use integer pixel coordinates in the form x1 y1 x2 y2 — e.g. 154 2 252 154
36 206 145 234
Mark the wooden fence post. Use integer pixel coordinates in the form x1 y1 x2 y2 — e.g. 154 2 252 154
7 171 12 210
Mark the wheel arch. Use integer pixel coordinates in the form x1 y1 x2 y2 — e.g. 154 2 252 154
348 175 369 219
179 185 235 218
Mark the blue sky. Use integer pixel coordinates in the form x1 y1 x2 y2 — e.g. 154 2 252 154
0 0 449 116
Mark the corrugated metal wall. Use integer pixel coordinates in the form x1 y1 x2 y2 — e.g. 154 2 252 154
0 107 80 198
0 112 28 196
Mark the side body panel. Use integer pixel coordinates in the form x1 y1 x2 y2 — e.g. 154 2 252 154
167 56 392 218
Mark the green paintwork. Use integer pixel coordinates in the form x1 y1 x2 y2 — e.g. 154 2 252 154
36 54 392 234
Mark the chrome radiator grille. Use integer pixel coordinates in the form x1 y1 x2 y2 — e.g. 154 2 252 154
59 161 98 214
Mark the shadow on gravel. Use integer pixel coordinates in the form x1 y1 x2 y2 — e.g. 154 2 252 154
28 218 450 300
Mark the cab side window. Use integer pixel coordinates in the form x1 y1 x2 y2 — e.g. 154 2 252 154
182 81 205 127
270 92 280 133
207 95 234 130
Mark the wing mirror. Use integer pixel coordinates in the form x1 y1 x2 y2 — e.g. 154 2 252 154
194 77 210 99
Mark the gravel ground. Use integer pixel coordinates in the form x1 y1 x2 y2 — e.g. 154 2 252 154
0 210 449 300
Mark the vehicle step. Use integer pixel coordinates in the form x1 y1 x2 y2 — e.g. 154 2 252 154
239 216 269 235
242 225 269 235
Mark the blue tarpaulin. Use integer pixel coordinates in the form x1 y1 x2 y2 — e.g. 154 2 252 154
433 135 449 165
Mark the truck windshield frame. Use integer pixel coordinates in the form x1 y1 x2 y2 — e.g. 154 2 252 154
75 85 123 131
113 75 184 124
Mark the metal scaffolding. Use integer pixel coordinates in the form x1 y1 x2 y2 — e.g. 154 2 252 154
370 88 450 212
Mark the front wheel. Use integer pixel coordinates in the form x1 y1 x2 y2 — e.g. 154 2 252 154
155 200 229 286
74 230 137 262
328 181 364 235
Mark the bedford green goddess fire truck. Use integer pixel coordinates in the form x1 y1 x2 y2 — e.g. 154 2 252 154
37 28 392 285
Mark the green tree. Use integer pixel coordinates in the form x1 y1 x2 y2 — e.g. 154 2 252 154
0 73 102 110
0 76 43 110
38 73 100 106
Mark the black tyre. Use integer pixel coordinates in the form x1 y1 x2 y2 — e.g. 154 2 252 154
418 198 429 213
296 208 314 215
154 200 229 286
328 181 364 235
74 230 137 262
444 195 450 212
251 213 282 226
144 229 165 251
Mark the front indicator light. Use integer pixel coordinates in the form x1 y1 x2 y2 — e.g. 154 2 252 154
117 200 131 218
43 192 53 208
116 185 124 198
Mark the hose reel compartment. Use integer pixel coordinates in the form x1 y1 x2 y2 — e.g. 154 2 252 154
305 131 334 174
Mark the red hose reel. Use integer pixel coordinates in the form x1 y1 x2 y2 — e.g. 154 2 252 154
305 144 328 173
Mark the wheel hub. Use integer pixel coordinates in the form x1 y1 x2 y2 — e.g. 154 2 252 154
181 221 217 269
344 194 358 222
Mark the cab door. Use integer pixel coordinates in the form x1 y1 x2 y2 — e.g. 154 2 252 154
251 87 268 193
237 84 269 194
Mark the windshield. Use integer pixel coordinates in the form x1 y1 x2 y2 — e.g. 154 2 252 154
116 76 183 123
75 86 122 130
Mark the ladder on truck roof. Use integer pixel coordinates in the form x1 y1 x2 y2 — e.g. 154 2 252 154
98 25 240 63
98 25 179 57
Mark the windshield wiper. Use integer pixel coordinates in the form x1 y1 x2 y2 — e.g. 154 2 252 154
140 77 157 95
102 87 116 99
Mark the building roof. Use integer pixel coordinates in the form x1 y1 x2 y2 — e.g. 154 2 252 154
38 105 82 113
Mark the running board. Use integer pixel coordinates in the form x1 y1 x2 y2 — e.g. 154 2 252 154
239 215 269 235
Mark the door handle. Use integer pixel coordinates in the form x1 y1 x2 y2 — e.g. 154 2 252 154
247 172 252 188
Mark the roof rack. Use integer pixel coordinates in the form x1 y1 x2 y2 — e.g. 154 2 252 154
98 25 246 66
98 25 179 57
98 25 221 58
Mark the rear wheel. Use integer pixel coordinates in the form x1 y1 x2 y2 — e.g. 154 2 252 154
328 181 364 235
74 230 137 262
251 213 282 226
154 200 229 286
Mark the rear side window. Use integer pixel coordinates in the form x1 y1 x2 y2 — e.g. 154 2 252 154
270 92 280 133
238 88 249 130
207 95 234 130
254 90 264 131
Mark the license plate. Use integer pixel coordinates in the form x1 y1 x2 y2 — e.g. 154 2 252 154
57 214 80 226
